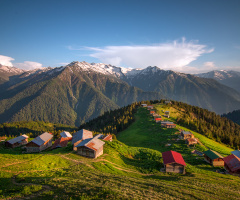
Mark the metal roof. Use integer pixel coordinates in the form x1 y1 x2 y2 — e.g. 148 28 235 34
60 131 72 138
103 134 112 141
223 154 240 172
94 134 104 139
31 132 53 146
203 149 223 160
182 131 192 135
76 137 105 151
162 150 186 166
52 137 70 149
7 134 28 144
72 129 93 144
161 121 173 124
231 150 240 158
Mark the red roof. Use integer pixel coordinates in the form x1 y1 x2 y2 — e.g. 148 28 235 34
162 150 186 166
223 154 240 172
103 134 112 141
155 118 161 121
52 137 71 149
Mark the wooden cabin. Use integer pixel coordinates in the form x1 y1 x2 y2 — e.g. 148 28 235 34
141 104 147 107
147 105 154 110
223 154 240 174
163 115 170 118
161 123 176 128
155 118 162 123
186 138 198 146
60 131 72 138
52 137 71 149
162 150 186 174
76 138 105 158
26 132 53 153
203 149 224 167
5 135 28 148
72 129 93 151
150 110 155 114
0 136 7 141
165 111 170 115
181 131 194 139
153 113 160 117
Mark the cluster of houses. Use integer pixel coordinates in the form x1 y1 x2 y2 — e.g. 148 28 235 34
3 129 112 158
142 104 177 129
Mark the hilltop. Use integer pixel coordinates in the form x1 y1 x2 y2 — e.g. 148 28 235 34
0 101 240 199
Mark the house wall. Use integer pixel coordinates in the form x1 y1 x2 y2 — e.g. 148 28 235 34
212 158 224 167
73 140 82 151
165 163 185 174
5 139 28 148
77 146 95 158
26 138 52 153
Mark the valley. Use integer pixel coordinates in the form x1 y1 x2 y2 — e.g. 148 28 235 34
0 104 239 199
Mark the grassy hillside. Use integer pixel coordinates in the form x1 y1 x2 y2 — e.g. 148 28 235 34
0 106 240 199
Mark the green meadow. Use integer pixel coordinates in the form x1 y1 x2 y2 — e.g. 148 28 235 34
0 105 240 199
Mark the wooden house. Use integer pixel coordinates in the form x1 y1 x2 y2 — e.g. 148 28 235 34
76 138 105 158
161 123 176 128
155 118 162 123
163 115 170 118
5 134 28 148
181 131 194 139
26 132 53 153
203 149 224 167
153 113 160 117
165 111 170 115
162 150 186 174
60 131 72 139
186 138 198 146
72 129 93 151
52 137 71 149
150 110 155 114
231 150 240 159
223 154 240 174
0 136 7 141
141 104 147 107
147 105 154 110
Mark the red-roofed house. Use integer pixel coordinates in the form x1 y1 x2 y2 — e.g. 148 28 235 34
52 137 71 149
223 154 240 174
103 134 113 142
162 150 186 174
155 118 161 123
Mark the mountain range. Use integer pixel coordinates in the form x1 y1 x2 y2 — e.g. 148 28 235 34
0 62 240 126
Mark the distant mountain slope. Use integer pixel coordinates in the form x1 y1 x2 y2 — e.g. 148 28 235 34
0 63 164 126
195 70 240 93
222 109 240 125
122 66 240 114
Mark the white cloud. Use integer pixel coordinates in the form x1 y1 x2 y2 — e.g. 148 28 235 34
14 61 43 70
86 39 214 70
203 62 216 68
0 55 14 67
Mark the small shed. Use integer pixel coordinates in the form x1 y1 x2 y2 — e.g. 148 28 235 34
72 129 93 151
161 123 176 128
153 113 160 117
52 137 71 149
141 104 147 107
26 132 53 153
163 115 170 118
76 138 105 158
155 118 162 123
223 154 240 174
60 131 72 138
0 136 7 141
231 150 240 159
5 134 28 148
186 138 198 146
165 111 170 115
203 149 224 167
150 110 155 114
162 150 186 174
181 131 194 139
147 105 154 110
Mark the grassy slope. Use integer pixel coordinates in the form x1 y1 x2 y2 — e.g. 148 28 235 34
0 105 239 199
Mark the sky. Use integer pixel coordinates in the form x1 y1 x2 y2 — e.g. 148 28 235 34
0 0 240 73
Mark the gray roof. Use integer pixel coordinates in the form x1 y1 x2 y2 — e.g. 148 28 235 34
161 121 173 124
182 131 192 135
72 129 93 144
76 137 105 151
60 131 72 138
94 134 104 139
231 150 240 158
7 134 28 144
31 132 53 146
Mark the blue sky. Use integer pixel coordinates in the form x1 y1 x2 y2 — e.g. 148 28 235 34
0 0 240 73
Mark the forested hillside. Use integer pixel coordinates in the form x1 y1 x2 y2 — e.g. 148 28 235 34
222 109 240 125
